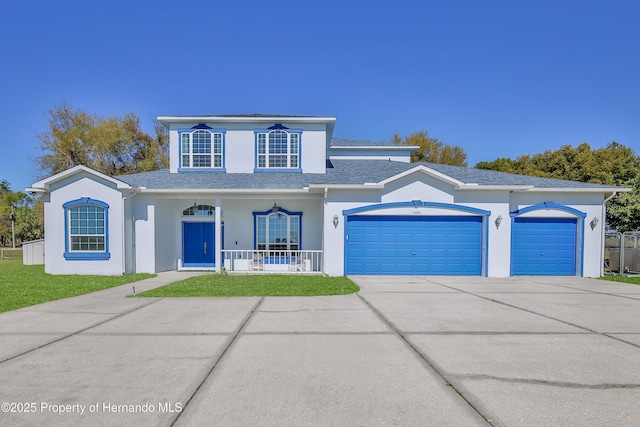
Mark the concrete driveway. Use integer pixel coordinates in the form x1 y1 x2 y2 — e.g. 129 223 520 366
1 274 639 426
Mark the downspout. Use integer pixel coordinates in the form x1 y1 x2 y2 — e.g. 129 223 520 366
122 188 139 274
601 191 617 276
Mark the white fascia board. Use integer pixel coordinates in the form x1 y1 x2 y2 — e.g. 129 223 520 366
378 165 465 186
138 188 311 195
157 116 336 125
330 145 419 152
308 184 384 191
29 165 132 192
455 184 534 191
521 187 632 193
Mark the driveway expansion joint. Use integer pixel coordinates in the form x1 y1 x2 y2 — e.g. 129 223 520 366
404 331 593 336
427 282 640 349
449 374 640 390
258 308 370 313
357 292 496 427
240 331 395 335
0 298 164 364
169 297 265 427
79 332 233 337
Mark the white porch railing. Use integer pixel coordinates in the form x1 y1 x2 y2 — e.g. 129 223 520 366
223 250 323 274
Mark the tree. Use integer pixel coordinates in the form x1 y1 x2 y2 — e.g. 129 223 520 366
0 180 43 246
36 103 169 177
391 131 468 166
476 142 640 232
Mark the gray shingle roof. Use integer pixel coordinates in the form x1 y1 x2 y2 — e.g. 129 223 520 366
116 160 619 191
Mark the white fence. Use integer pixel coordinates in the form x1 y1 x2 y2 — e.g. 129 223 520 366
223 250 323 274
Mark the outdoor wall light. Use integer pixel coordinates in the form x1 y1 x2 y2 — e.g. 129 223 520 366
333 215 339 229
495 215 503 229
590 217 599 230
272 202 279 213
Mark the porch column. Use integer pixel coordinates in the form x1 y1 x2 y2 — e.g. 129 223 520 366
215 198 222 273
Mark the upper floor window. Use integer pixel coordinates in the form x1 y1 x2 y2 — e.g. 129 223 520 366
255 125 301 171
180 125 225 170
62 197 110 260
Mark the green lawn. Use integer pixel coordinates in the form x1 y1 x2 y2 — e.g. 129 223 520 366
138 274 359 297
600 275 640 285
0 258 154 313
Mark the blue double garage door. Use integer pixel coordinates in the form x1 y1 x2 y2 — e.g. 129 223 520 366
345 215 483 275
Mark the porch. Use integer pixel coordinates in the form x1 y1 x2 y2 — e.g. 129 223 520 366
137 195 326 275
223 250 323 274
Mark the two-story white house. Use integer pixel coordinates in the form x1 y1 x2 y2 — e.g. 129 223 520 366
28 114 627 277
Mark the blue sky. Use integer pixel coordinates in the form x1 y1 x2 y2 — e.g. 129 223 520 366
1 0 639 192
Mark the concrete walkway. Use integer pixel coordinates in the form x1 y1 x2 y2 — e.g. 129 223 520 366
0 274 639 426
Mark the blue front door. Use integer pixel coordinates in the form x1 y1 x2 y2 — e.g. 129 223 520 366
183 222 214 267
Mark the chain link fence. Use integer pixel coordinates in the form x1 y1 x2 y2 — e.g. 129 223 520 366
604 231 640 275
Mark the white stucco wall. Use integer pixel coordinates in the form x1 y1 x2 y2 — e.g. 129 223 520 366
328 148 413 163
45 174 124 275
330 154 411 162
42 167 609 278
123 198 135 274
130 195 156 273
322 174 608 278
166 121 328 174
509 192 605 278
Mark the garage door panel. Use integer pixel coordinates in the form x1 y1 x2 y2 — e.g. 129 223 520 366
511 217 577 276
346 215 482 275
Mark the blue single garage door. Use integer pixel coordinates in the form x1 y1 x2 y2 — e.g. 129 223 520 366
511 217 577 276
345 215 482 275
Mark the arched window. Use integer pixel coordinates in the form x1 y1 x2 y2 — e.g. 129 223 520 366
182 204 215 216
179 125 225 169
255 125 301 170
253 207 302 251
63 197 110 260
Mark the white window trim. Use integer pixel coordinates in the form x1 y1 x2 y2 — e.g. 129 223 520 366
253 208 302 251
179 128 226 170
254 129 302 171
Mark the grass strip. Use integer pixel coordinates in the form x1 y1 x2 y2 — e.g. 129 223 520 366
138 274 359 297
0 258 154 313
600 275 640 285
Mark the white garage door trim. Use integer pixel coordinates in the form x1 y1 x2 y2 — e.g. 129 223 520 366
510 202 586 276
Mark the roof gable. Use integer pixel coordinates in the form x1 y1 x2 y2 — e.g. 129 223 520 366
377 165 466 187
27 165 132 193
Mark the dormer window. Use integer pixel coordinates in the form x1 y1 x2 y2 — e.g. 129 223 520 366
255 125 301 171
179 125 225 170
